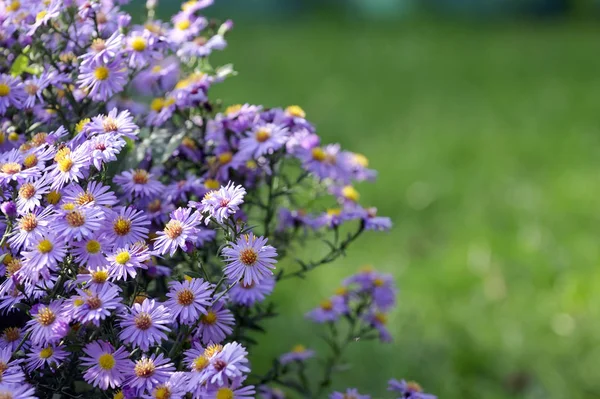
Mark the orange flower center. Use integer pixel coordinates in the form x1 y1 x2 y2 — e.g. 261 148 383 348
164 220 183 239
176 288 194 306
134 312 152 330
239 248 258 266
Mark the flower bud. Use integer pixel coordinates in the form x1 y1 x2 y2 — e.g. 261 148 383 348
1 201 17 218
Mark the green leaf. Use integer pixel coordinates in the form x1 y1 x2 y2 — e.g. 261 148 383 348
10 54 29 77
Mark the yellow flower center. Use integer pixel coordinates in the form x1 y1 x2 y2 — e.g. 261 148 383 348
151 65 162 73
193 355 209 371
36 10 47 21
132 169 149 184
203 344 223 358
225 104 242 115
91 270 109 283
102 117 118 132
320 300 333 311
65 211 85 227
255 128 271 143
39 347 53 359
6 1 20 12
286 105 306 118
62 203 75 211
201 311 217 325
218 152 232 165
94 66 110 81
134 312 152 330
76 192 95 206
374 312 388 325
131 37 147 52
327 208 341 216
406 381 423 392
176 288 195 306
113 217 131 235
47 191 61 204
1 162 21 175
153 387 171 399
134 358 156 378
98 353 116 370
37 239 53 253
354 153 369 167
164 220 183 239
311 147 326 162
76 118 90 134
239 248 258 266
23 154 37 168
7 132 18 142
20 213 37 232
335 287 348 296
292 344 306 353
176 19 191 30
341 186 360 202
74 298 84 307
18 183 35 200
37 307 56 326
150 98 164 112
216 388 234 399
114 251 130 265
86 240 101 254
373 278 384 287
113 391 125 399
204 179 220 190
57 156 73 172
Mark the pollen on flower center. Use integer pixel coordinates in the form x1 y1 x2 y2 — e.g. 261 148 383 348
406 381 423 392
94 66 110 81
218 152 232 165
215 388 234 399
86 240 101 254
255 128 271 143
0 361 7 374
193 355 209 371
66 211 86 227
374 312 387 325
1 162 21 175
37 239 53 253
86 296 102 310
176 288 194 306
134 313 152 330
201 311 217 325
98 353 116 370
76 192 95 205
164 220 184 239
0 84 9 97
131 37 147 52
176 19 191 30
373 278 384 287
132 169 149 184
154 387 171 399
37 307 56 326
113 217 132 235
23 154 37 168
320 300 333 311
134 358 156 378
2 327 19 343
19 183 36 199
47 190 61 204
203 344 223 358
91 38 106 52
150 98 165 112
225 104 241 115
6 259 22 277
286 105 306 118
39 346 53 359
91 270 109 283
239 248 258 266
115 251 131 265
20 214 38 232
102 117 119 132
58 156 74 172
311 147 326 162
292 344 306 353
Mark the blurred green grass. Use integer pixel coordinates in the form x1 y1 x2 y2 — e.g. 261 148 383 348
207 17 600 399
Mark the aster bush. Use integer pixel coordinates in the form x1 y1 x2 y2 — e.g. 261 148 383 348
0 1 435 398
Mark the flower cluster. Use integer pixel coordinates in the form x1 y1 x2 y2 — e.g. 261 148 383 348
0 0 420 398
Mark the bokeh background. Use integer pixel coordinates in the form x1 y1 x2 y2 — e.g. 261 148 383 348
130 1 600 398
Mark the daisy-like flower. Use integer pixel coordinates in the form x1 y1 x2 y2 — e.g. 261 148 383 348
124 353 175 394
72 283 122 326
330 388 370 399
364 308 392 343
54 205 105 241
87 108 139 140
84 133 127 170
8 207 53 250
81 340 132 390
203 380 255 399
165 278 212 325
154 207 202 256
80 32 124 66
62 181 118 207
47 146 90 190
77 57 127 101
0 384 37 399
103 207 150 248
222 233 277 286
190 181 245 224
21 233 68 282
298 143 347 182
141 372 189 399
206 342 250 386
22 72 51 108
113 169 164 200
0 347 25 385
184 342 218 391
0 149 41 185
25 301 69 345
25 343 68 372
71 235 110 269
126 29 160 68
107 242 151 281
119 298 171 351
228 275 275 307
388 379 437 399
306 296 348 323
238 123 288 158
0 74 26 114
279 345 315 365
27 0 61 35
76 266 112 288
195 300 235 345
16 177 50 213
0 326 26 351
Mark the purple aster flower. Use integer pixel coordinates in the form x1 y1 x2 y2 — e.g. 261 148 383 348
47 146 90 190
0 384 37 399
165 278 212 325
62 181 118 208
228 275 275 307
81 340 132 390
107 242 151 281
103 206 150 248
21 233 68 282
16 177 50 213
203 379 255 399
72 235 111 269
27 0 61 35
371 273 397 311
78 57 127 101
119 298 171 351
25 343 68 372
126 30 160 68
222 233 277 286
0 149 41 185
124 353 175 395
25 301 69 345
184 342 214 392
279 345 315 365
388 379 437 399
154 207 202 256
133 57 180 95
195 300 235 345
0 346 25 385
297 144 349 182
169 14 207 43
191 181 246 224
72 283 122 326
87 108 139 140
22 72 51 108
54 205 105 241
146 95 177 126
306 296 348 323
238 123 288 158
364 309 392 343
80 32 124 65
76 266 112 288
177 34 227 61
204 342 250 386
114 169 164 200
84 133 127 170
141 371 189 399
330 388 370 399
0 327 26 351
0 74 26 114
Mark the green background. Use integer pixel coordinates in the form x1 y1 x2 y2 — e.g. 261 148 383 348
135 2 600 397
